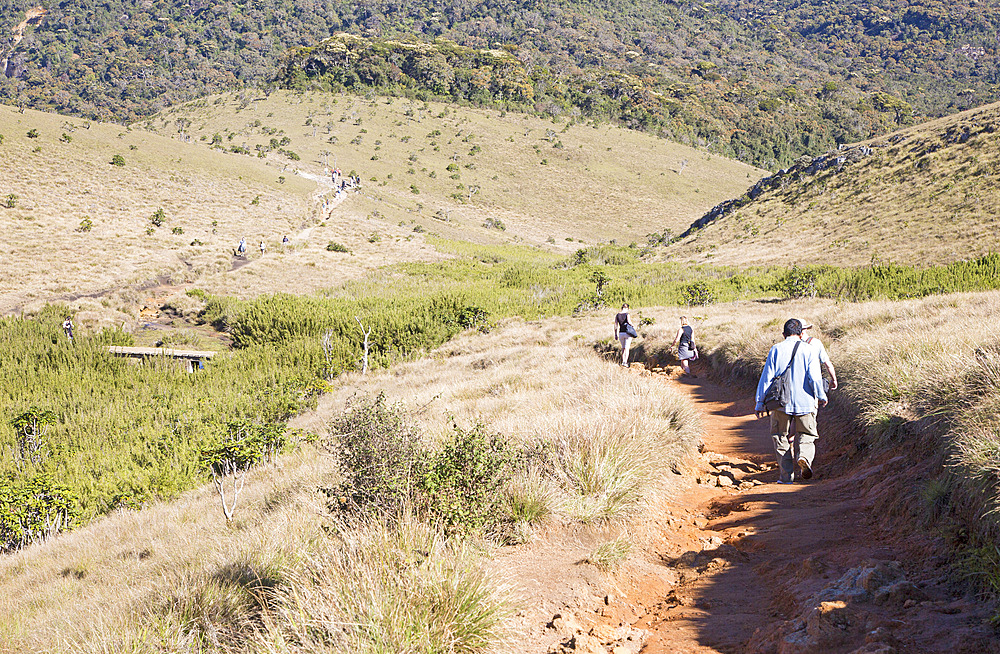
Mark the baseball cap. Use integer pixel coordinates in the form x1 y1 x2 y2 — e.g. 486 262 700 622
798 319 814 330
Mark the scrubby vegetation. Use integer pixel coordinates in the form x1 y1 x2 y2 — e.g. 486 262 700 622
7 239 1000 550
0 305 324 546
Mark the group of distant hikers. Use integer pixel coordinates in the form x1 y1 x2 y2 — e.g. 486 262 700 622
234 168 361 259
615 306 837 485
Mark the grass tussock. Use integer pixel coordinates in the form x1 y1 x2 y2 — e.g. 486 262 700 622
587 537 632 572
264 511 511 654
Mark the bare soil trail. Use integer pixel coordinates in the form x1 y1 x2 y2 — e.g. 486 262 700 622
627 371 1000 654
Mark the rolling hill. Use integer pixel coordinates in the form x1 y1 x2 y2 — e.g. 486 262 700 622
0 91 762 317
666 100 1000 267
3 0 999 168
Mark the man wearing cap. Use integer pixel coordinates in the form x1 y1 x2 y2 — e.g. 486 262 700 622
801 320 837 392
754 318 828 483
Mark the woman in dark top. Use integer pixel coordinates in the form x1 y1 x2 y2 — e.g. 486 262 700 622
671 316 696 377
614 303 633 367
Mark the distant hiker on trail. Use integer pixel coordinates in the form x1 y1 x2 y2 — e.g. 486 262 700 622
614 303 636 367
259 240 266 255
800 320 838 392
282 235 289 244
62 317 74 340
671 316 697 377
237 237 246 256
755 318 828 484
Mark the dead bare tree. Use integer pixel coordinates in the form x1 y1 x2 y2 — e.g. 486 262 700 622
355 316 372 375
322 329 335 380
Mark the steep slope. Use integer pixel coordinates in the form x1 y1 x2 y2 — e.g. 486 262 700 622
667 100 1000 267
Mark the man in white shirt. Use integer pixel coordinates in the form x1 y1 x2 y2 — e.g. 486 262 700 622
755 319 828 483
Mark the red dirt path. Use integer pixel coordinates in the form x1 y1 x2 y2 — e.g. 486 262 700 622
625 372 1000 654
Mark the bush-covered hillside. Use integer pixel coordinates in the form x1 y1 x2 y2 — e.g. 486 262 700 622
2 0 999 168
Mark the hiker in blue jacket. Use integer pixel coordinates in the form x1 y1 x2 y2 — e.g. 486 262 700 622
754 318 828 483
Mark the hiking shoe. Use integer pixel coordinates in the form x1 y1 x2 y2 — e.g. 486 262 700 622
797 458 813 480
776 479 793 485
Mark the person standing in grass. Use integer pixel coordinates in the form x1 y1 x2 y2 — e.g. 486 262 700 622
62 316 74 340
755 318 828 483
671 316 697 377
259 240 266 256
615 303 634 367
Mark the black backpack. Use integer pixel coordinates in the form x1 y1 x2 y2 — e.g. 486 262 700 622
762 340 801 412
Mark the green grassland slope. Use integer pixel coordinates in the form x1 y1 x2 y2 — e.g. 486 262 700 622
668 100 1000 267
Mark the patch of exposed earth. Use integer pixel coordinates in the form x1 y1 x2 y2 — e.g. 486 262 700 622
494 362 999 654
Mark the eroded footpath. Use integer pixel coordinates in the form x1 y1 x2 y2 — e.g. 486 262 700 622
630 370 1000 654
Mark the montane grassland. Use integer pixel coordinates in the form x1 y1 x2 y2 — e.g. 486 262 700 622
670 100 1000 267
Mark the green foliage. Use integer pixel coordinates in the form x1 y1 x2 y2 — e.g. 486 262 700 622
26 129 39 139
483 216 505 231
780 254 1000 301
77 216 93 232
681 281 715 306
11 407 57 467
171 226 184 235
326 394 518 537
250 195 260 206
326 241 350 252
110 154 125 167
150 207 166 227
4 193 16 208
421 422 515 536
780 265 818 299
59 133 72 143
327 393 424 512
200 421 287 520
0 308 324 522
0 474 79 552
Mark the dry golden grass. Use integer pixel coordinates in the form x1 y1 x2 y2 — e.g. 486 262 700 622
669 100 1000 267
154 91 764 251
643 290 1000 556
301 313 701 521
0 93 763 316
0 312 701 653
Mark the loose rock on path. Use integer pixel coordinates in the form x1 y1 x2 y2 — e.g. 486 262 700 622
625 368 999 654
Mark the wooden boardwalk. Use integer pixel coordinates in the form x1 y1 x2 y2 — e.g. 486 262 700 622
107 346 219 372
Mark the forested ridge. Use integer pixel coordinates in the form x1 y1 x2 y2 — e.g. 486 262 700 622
2 0 999 168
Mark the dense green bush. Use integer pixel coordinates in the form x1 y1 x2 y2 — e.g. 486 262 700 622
681 281 715 306
326 393 425 512
0 305 325 528
326 394 520 537
420 422 515 536
0 474 79 552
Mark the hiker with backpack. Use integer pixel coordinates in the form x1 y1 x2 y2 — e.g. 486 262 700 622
801 320 838 391
754 318 828 484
